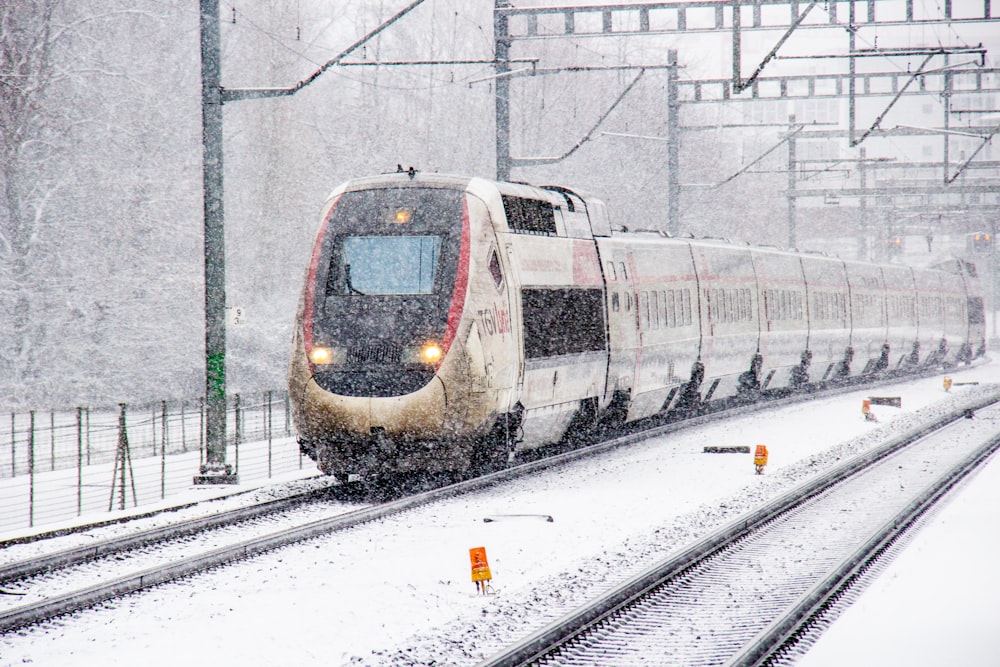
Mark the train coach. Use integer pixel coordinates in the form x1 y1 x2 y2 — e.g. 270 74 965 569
288 170 986 481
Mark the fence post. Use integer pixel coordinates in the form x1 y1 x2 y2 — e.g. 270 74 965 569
181 401 187 452
50 410 55 472
151 404 157 456
29 411 35 527
199 397 205 467
267 390 273 478
110 403 137 511
77 407 83 516
234 393 240 475
161 400 167 500
85 407 91 465
284 392 290 436
10 412 14 477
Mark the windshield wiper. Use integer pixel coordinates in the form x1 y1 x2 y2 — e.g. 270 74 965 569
344 264 366 296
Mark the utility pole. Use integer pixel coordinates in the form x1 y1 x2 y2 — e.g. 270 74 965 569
667 50 680 236
495 0 512 182
196 0 235 484
787 114 797 249
858 148 868 260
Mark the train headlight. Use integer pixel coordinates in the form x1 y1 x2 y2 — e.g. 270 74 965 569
309 346 334 365
420 342 443 364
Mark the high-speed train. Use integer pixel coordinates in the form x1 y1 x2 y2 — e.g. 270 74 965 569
288 171 986 481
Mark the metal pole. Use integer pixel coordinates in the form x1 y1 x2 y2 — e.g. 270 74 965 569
858 147 868 260
197 0 235 484
120 405 127 510
234 393 240 475
787 114 797 249
28 411 34 527
10 412 14 477
199 397 205 467
848 0 856 144
161 400 167 500
77 407 83 516
667 50 680 236
495 0 512 181
942 53 952 183
49 411 55 471
267 390 273 478
732 0 742 90
991 214 998 343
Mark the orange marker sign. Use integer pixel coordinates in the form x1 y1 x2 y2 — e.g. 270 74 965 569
470 546 492 591
754 444 768 475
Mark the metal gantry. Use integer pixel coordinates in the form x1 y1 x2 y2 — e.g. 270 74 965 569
493 0 1000 240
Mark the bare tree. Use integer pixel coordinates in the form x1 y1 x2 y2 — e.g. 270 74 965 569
0 0 69 400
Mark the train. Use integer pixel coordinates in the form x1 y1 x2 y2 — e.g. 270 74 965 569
288 170 986 481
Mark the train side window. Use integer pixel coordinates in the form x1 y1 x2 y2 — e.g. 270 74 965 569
969 297 985 324
683 289 692 325
666 290 676 328
502 196 556 235
652 291 661 329
625 291 632 311
488 249 504 290
522 287 606 358
640 291 650 330
618 262 628 280
606 262 617 280
611 293 620 312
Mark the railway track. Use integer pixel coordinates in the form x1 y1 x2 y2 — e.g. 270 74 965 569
477 393 1000 667
0 366 989 639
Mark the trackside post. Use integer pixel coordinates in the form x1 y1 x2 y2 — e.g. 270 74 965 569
470 546 494 595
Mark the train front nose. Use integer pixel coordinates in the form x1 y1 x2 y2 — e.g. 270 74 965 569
295 184 469 474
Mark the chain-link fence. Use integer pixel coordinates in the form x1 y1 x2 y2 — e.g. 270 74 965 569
0 391 315 534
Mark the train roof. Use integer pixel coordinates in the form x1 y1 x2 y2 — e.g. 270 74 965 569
332 170 597 207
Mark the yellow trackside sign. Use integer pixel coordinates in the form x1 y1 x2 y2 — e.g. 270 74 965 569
470 546 492 584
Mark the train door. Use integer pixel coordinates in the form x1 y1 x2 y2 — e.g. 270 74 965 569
503 241 525 410
958 260 986 358
596 240 639 412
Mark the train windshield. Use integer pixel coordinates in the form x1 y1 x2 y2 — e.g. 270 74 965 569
309 185 465 396
340 236 441 295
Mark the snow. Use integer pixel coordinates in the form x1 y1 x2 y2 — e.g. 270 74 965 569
0 363 998 666
795 439 1000 667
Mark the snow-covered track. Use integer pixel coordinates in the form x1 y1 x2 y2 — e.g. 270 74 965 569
478 392 1000 667
0 483 345 582
0 366 986 638
0 419 709 635
0 396 783 635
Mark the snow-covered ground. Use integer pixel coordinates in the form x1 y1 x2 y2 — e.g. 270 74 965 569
796 429 1000 667
0 362 998 667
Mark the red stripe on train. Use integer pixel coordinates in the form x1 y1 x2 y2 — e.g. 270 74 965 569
303 196 341 371
440 196 471 361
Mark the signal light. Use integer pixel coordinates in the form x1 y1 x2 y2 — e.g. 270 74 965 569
973 232 992 253
393 208 413 224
